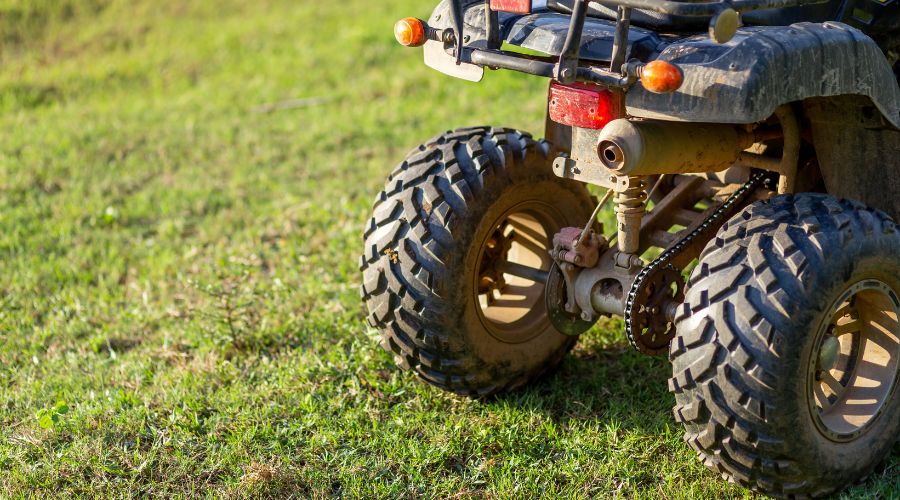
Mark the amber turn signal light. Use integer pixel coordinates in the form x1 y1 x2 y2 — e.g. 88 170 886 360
640 60 684 94
394 17 426 47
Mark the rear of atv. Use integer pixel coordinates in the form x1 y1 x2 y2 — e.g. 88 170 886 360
361 0 900 496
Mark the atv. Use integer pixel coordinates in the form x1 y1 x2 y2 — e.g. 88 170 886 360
360 0 900 496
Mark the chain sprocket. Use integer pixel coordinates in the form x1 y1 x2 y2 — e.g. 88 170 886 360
627 266 685 355
624 172 771 354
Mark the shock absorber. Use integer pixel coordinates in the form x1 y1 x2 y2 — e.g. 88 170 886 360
615 176 648 255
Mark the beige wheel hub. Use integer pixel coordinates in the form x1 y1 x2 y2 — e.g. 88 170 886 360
474 202 562 344
809 280 900 442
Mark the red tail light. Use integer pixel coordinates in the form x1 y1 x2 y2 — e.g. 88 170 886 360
490 0 532 14
548 82 624 130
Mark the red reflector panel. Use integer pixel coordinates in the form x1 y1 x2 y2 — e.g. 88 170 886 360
548 82 623 130
490 0 531 14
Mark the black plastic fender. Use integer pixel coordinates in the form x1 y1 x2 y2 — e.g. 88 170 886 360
503 12 664 63
626 22 900 129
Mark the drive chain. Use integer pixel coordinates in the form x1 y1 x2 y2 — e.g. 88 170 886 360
623 172 771 353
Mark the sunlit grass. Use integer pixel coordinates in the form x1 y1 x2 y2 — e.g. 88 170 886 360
0 0 896 496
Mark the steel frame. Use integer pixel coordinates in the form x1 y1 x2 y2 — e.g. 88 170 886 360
441 0 829 89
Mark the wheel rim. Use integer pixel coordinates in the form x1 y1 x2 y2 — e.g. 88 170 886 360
473 201 562 344
808 279 900 442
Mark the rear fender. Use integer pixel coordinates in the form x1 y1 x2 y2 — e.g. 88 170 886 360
805 95 900 220
627 22 900 129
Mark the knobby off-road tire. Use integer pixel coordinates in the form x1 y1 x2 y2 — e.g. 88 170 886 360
360 127 595 396
670 193 900 498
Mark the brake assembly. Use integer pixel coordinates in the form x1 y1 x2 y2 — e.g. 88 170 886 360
546 226 606 336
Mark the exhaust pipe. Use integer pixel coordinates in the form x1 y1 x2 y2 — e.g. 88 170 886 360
597 119 756 176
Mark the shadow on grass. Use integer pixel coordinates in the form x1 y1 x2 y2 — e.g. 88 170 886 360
491 340 674 433
487 336 900 495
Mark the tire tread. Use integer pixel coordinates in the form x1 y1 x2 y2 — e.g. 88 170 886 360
670 193 900 498
361 127 584 396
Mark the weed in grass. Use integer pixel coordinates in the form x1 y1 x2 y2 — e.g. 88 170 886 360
35 401 69 430
191 271 265 354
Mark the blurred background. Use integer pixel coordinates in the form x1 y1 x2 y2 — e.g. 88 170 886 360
0 0 896 496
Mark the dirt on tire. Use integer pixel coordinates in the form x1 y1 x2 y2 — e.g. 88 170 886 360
360 127 595 396
670 193 900 498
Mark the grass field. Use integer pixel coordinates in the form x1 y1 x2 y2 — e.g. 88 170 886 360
0 0 897 497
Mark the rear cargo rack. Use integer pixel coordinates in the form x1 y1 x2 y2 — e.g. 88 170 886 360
442 0 830 89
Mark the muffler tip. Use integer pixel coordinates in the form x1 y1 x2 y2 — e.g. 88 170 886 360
598 141 625 170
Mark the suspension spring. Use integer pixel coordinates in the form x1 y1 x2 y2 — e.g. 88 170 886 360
614 177 648 254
